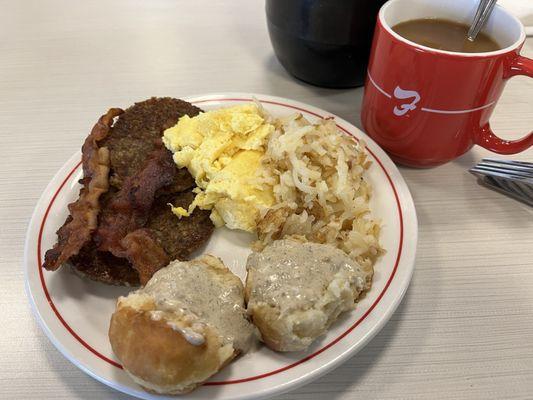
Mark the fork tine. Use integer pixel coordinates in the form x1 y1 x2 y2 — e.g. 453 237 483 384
478 161 533 173
481 158 533 169
469 166 533 184
482 158 533 165
478 161 533 176
473 164 533 180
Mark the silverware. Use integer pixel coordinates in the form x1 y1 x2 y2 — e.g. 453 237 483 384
470 158 533 207
467 0 497 42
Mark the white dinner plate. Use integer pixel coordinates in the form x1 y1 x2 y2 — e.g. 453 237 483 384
24 93 417 400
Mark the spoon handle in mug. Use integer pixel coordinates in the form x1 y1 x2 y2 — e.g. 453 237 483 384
467 0 497 42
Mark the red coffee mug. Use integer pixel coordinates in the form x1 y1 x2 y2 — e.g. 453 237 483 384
361 0 533 168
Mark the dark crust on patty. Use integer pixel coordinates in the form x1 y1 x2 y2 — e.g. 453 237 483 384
68 241 140 286
146 191 214 261
101 97 201 189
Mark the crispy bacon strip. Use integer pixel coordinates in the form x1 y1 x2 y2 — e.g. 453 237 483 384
120 229 170 285
94 146 177 257
43 108 124 271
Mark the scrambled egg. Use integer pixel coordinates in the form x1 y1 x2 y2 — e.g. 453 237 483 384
162 103 275 232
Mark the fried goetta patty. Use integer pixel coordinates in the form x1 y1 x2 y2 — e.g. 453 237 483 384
45 98 214 286
101 97 201 189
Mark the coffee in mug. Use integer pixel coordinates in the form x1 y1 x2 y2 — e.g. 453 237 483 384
392 18 501 53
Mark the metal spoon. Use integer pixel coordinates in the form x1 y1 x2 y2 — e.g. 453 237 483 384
467 0 497 42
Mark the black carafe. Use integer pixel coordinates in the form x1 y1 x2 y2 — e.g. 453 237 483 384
266 0 386 88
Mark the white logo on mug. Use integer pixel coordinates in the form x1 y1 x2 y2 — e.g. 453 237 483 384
393 86 421 116
368 71 495 115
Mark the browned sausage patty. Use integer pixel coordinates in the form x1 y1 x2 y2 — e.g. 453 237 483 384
101 97 201 190
58 98 214 286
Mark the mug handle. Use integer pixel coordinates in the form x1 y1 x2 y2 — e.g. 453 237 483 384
474 55 533 154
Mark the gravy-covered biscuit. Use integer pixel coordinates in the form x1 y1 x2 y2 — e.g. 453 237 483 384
245 238 369 352
109 255 255 394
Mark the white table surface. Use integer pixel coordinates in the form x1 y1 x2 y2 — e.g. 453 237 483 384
1 1 532 399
